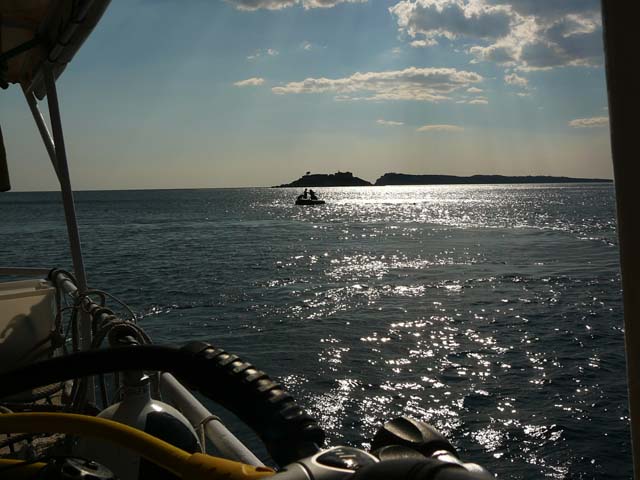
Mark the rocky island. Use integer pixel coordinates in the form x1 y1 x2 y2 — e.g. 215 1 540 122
275 171 372 187
275 171 612 187
374 173 613 185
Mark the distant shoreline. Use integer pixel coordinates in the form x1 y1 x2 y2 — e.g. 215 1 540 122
1 174 613 193
274 171 613 188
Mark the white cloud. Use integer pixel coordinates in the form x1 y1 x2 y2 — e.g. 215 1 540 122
300 41 327 52
456 96 488 104
417 124 464 132
234 77 265 87
410 39 438 48
248 48 279 60
227 0 296 10
272 66 483 102
504 72 528 87
568 116 609 128
226 0 366 10
377 119 404 126
390 0 513 43
390 0 603 71
304 0 367 7
486 0 600 20
467 87 483 93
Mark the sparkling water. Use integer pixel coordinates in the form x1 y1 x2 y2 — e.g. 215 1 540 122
0 184 629 478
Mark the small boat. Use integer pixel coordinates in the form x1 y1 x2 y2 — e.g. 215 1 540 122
295 198 326 205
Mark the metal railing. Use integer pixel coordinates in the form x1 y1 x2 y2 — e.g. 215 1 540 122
47 269 263 467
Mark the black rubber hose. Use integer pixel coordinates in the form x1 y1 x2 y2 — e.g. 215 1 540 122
350 459 492 480
0 343 325 466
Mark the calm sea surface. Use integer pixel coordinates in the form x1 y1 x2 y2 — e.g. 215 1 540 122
0 184 630 478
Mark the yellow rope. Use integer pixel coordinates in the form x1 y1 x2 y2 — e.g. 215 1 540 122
0 413 274 480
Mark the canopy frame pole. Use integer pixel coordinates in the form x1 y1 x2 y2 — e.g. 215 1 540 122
40 65 92 362
22 87 60 179
160 373 264 466
602 1 640 478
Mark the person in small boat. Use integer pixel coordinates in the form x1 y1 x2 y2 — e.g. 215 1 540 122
309 189 318 200
297 189 309 201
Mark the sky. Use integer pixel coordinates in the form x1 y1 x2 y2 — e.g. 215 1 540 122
0 0 612 190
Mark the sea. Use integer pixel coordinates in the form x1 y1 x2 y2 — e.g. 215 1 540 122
0 184 631 479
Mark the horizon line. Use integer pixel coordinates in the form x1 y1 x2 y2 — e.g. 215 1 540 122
4 181 615 194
